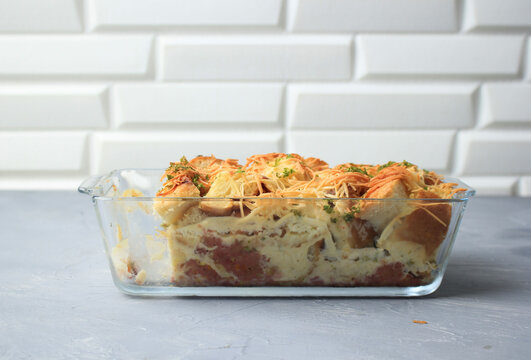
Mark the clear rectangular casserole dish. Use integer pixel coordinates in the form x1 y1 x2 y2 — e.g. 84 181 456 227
79 168 475 297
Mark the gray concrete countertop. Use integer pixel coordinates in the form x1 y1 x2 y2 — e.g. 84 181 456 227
1 192 530 359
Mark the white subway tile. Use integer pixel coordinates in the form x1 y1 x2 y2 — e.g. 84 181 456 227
528 39 531 82
358 35 523 79
87 0 283 30
0 132 87 171
159 36 352 81
464 0 531 31
0 36 152 77
517 177 531 197
459 176 517 196
92 132 283 173
288 84 477 129
114 84 283 128
455 131 531 175
288 130 455 171
292 0 456 32
0 85 107 129
480 84 531 128
0 0 81 33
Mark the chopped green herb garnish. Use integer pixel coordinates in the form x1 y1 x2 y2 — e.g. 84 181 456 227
401 160 414 167
235 167 245 174
378 161 396 171
192 173 203 189
180 156 188 165
286 154 293 159
205 174 210 180
281 168 295 178
291 209 302 217
351 203 361 214
273 158 281 167
169 163 192 172
330 217 337 224
343 203 360 222
343 213 354 222
166 174 174 181
323 200 335 213
345 166 370 177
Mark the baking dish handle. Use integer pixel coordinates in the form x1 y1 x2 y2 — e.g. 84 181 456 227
78 175 103 196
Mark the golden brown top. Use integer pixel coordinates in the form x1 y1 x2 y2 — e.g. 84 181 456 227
156 153 465 199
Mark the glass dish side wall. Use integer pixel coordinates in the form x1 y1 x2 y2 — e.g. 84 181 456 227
92 197 467 295
81 169 474 297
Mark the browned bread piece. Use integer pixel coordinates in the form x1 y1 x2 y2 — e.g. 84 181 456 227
359 179 411 233
377 188 451 264
188 155 223 169
154 182 200 224
199 171 259 216
304 157 329 171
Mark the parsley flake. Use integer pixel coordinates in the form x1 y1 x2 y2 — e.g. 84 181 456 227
192 174 203 189
281 168 295 178
323 200 335 214
378 161 396 171
291 209 302 217
343 212 354 222
345 166 370 177
343 203 361 222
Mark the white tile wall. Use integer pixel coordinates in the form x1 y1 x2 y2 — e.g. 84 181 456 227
0 132 87 171
0 1 530 196
288 84 477 129
528 38 531 82
0 0 82 33
518 177 531 196
459 177 518 196
87 0 284 30
0 36 152 77
357 35 524 79
455 131 531 175
159 36 352 81
463 0 531 32
114 84 283 128
292 0 457 33
480 84 531 128
0 85 107 129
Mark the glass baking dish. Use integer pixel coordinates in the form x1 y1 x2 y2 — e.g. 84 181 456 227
79 169 474 297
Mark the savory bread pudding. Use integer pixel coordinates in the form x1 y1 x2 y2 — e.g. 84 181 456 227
113 153 466 287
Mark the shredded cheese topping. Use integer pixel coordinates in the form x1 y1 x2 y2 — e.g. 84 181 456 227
156 153 465 199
